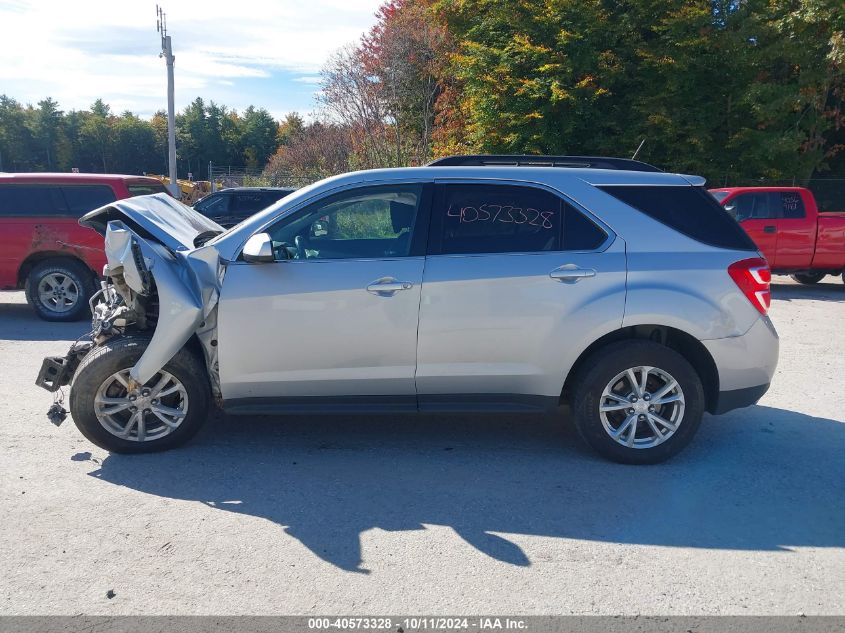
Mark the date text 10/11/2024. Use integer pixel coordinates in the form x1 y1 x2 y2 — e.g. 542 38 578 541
307 617 528 630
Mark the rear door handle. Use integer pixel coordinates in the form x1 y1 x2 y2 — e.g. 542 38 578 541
366 278 413 295
549 265 597 283
763 225 777 234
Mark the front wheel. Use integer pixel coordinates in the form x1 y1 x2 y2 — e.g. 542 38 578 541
570 341 705 464
25 258 97 321
69 337 211 453
790 272 826 285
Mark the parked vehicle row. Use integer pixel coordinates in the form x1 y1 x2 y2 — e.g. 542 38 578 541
711 186 845 284
0 174 296 321
36 155 779 464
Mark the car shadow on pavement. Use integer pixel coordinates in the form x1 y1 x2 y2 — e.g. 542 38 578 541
772 280 845 302
0 299 87 341
87 404 845 573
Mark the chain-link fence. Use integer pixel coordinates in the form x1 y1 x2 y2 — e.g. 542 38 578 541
208 164 314 191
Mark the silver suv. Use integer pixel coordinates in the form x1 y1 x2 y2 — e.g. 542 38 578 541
37 155 779 464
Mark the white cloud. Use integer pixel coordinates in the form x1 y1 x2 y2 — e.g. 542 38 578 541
0 0 381 117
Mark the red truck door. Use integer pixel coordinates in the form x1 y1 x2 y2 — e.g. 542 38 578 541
769 190 815 269
724 191 778 263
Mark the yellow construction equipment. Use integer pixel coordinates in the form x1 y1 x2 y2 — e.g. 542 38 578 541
145 174 216 205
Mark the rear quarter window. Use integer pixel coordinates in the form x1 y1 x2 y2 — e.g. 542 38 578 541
599 185 756 251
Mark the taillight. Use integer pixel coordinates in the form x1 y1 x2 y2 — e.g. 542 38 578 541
728 257 771 315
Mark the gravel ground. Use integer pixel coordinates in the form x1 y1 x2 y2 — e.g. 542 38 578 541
1 280 843 615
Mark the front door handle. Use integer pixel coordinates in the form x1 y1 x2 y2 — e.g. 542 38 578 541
550 265 597 283
763 225 777 234
366 278 413 295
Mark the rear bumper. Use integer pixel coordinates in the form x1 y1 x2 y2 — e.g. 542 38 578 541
711 383 770 415
702 315 779 415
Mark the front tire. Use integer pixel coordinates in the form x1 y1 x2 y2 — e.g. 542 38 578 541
570 341 705 464
25 258 96 322
790 272 826 285
69 337 210 453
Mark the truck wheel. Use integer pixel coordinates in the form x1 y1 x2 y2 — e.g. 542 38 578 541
24 258 96 322
790 272 826 285
69 337 211 453
570 341 705 465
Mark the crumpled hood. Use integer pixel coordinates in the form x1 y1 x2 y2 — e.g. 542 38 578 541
79 193 223 251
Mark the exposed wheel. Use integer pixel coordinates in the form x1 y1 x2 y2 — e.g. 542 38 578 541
570 341 705 464
24 258 96 322
69 337 210 453
790 272 826 285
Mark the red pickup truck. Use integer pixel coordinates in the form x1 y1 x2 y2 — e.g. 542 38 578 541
710 186 845 284
0 173 169 321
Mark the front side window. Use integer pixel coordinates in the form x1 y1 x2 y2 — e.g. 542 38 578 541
194 193 230 215
267 184 423 261
0 185 67 217
727 192 775 221
61 185 117 215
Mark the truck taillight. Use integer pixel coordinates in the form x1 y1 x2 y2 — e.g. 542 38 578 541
728 257 771 315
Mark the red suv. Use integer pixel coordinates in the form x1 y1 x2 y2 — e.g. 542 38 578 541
0 173 169 321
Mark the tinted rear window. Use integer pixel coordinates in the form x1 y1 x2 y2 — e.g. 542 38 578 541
600 185 756 251
61 185 116 215
0 185 67 216
127 183 168 196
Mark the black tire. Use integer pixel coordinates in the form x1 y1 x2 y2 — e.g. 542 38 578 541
69 337 211 453
24 258 96 322
790 272 826 285
570 341 705 465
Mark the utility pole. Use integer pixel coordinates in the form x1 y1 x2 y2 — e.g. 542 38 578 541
157 6 178 198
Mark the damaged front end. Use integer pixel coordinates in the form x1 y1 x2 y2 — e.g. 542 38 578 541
36 193 228 405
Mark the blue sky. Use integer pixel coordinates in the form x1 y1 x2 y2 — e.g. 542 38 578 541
0 0 383 119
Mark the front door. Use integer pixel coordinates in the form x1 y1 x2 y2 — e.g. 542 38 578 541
726 192 779 263
217 183 430 408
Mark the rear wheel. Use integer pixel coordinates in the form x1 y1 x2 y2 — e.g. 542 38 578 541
25 258 96 321
570 341 705 464
790 272 826 285
69 337 210 453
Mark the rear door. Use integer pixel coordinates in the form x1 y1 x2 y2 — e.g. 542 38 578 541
724 191 778 263
415 181 626 409
770 190 814 269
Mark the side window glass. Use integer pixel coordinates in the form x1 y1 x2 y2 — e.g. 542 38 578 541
195 194 230 215
235 192 272 213
731 193 773 220
61 185 116 216
779 192 805 219
0 185 67 216
563 206 607 250
268 184 422 261
434 184 562 255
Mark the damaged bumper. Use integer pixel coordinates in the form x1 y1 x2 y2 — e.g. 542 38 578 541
35 193 228 399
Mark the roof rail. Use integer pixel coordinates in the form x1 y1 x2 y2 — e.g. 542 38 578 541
427 154 662 172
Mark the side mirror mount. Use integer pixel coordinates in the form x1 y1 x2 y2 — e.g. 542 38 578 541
242 232 275 263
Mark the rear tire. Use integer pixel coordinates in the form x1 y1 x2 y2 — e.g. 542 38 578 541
570 341 705 464
69 337 211 453
790 272 826 285
25 258 96 322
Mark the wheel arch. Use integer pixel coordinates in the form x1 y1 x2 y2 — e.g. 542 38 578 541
561 324 719 413
17 251 98 289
